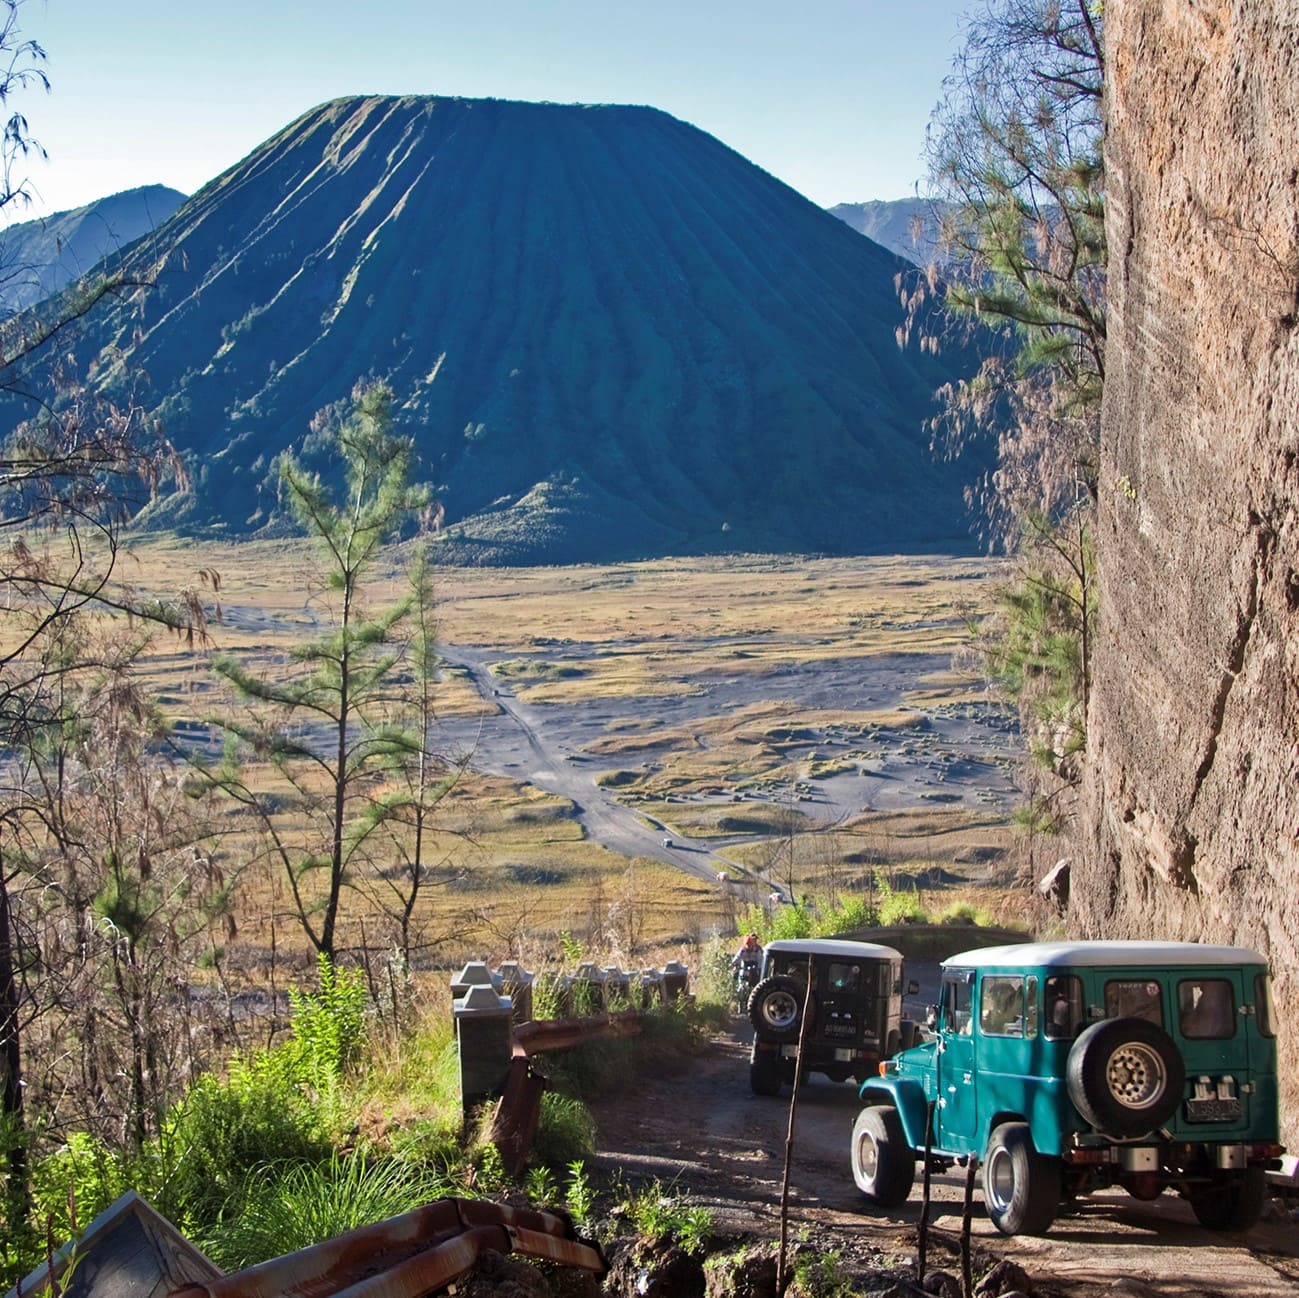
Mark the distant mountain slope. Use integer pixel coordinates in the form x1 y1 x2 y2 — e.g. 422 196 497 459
827 199 945 266
15 97 985 561
0 185 185 313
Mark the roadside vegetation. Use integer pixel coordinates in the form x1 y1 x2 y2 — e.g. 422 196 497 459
907 0 1104 844
4 945 721 1284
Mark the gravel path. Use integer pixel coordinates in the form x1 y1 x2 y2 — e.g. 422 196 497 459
588 1028 1299 1298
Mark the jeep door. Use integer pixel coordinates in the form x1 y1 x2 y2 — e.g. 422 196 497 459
935 968 977 1146
1170 967 1253 1137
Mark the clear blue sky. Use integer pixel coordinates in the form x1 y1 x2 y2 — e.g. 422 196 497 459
16 0 972 219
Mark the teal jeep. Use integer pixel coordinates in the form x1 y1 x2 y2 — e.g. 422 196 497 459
852 941 1284 1236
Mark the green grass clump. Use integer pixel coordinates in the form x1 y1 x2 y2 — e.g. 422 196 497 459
532 1093 597 1168
201 1152 453 1269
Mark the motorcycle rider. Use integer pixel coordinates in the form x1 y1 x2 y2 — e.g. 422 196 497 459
731 933 763 1006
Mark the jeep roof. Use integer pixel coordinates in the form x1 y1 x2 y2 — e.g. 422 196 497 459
764 937 902 960
942 940 1265 968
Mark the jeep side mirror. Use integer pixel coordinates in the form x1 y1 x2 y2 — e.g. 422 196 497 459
925 1003 938 1029
907 979 919 996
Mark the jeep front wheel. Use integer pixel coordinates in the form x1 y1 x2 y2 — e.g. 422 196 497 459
1066 1017 1185 1137
748 975 810 1043
850 1105 915 1207
982 1122 1061 1236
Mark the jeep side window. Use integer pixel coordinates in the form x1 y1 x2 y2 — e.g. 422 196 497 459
1043 974 1084 1039
1178 978 1236 1039
941 973 972 1034
980 975 1027 1036
827 962 860 993
1256 973 1276 1037
1104 978 1163 1025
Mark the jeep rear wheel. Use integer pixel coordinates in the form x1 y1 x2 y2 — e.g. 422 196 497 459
851 1105 914 1207
749 1047 782 1097
1066 1017 1185 1137
1189 1167 1266 1231
748 975 811 1043
982 1122 1061 1236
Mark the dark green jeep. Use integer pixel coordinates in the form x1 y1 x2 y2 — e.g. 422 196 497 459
748 937 915 1096
851 941 1284 1236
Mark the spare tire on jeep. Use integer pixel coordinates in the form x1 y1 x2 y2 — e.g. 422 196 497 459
748 974 812 1043
1066 1016 1185 1136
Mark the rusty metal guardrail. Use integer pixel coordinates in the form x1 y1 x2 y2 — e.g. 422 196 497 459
168 1199 605 1298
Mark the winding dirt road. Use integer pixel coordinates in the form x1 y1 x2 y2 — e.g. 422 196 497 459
444 647 734 882
588 1027 1299 1298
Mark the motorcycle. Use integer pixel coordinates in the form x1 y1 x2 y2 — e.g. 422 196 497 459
733 958 761 1012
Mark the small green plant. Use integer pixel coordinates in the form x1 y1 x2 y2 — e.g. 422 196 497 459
793 1249 852 1298
676 1206 713 1256
523 1164 559 1207
621 1179 714 1254
559 930 584 962
469 1140 508 1196
564 1160 596 1228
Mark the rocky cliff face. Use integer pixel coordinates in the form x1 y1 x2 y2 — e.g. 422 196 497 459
1081 0 1299 1137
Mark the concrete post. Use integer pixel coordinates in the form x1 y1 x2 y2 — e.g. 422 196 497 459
662 961 688 1003
497 961 534 1025
454 982 514 1112
450 960 500 1007
640 968 665 1006
572 961 605 1014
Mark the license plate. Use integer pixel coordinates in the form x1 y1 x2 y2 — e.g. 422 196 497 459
1185 1097 1242 1123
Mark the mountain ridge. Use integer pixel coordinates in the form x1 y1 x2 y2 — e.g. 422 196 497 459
14 95 985 562
0 184 185 313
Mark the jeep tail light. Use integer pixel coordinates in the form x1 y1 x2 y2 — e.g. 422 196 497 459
1249 1143 1285 1159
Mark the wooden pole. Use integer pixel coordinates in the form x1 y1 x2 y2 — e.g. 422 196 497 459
776 957 815 1295
960 1156 978 1298
916 1099 935 1284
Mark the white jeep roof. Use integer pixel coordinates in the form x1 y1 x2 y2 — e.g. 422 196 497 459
766 938 902 961
942 940 1268 970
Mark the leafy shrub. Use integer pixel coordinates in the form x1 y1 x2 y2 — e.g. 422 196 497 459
938 900 987 926
822 894 879 933
875 874 926 926
765 903 814 942
285 954 370 1097
692 934 737 1010
27 1131 131 1249
154 1057 330 1231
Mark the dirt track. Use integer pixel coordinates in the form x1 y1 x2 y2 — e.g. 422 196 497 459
587 1027 1299 1298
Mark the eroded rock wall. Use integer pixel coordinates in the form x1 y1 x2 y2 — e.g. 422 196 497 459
1082 1 1299 1137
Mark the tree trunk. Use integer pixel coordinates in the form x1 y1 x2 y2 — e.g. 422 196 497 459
0 848 31 1233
